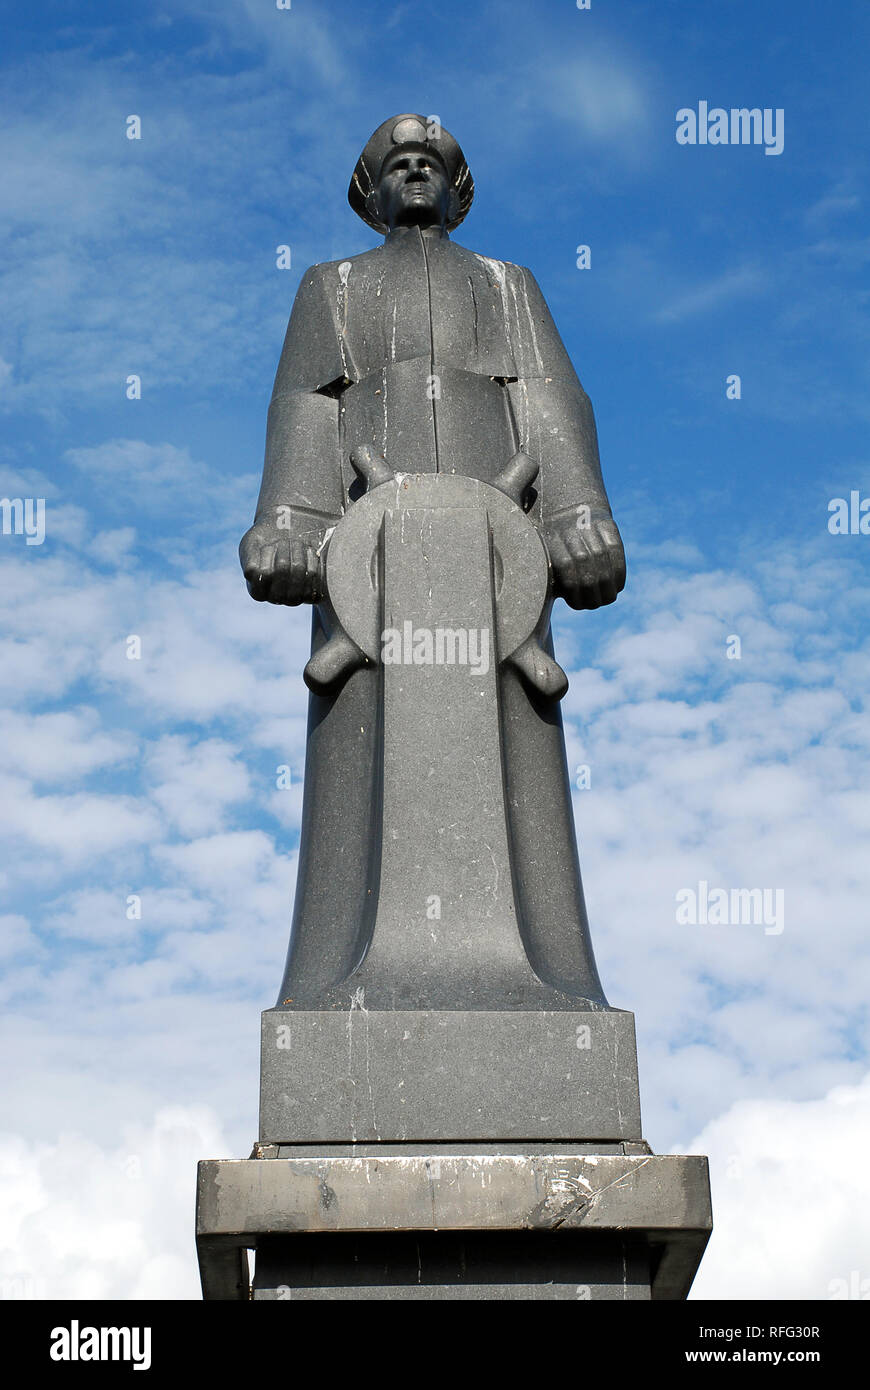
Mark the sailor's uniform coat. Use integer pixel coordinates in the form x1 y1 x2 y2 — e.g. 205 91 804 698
254 225 615 1006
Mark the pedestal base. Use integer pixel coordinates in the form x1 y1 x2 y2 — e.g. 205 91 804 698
252 1231 652 1300
196 1148 712 1301
260 1008 642 1143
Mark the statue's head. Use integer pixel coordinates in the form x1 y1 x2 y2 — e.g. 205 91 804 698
348 115 474 235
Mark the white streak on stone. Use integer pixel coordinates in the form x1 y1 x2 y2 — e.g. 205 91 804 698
519 268 543 373
336 261 352 377
473 253 513 356
315 525 335 557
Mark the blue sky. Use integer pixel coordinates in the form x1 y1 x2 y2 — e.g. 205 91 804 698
1 0 869 1299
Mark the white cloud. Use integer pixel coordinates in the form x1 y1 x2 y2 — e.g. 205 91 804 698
686 1072 870 1299
537 55 648 141
44 890 144 946
66 440 251 527
89 527 136 568
804 181 861 231
0 914 36 961
0 708 135 784
654 265 764 323
145 735 251 838
0 1108 234 1299
0 773 161 867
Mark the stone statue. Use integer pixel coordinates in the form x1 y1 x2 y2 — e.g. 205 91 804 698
240 114 626 1011
196 116 711 1302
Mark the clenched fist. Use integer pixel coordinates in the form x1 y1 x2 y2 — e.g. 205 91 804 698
239 519 323 605
545 510 626 610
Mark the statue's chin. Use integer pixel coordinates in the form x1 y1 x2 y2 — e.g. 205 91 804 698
390 210 442 230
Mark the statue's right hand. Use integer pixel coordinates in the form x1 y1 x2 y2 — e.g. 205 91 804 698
239 522 322 605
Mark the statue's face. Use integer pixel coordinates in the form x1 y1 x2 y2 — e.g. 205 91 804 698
375 147 451 229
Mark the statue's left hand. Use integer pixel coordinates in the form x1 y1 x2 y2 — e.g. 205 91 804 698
545 512 626 610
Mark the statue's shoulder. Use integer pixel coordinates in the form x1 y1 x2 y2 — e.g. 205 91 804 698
448 239 538 289
303 246 385 286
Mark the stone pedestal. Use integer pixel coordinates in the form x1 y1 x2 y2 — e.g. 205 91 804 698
196 1147 711 1300
195 1004 712 1300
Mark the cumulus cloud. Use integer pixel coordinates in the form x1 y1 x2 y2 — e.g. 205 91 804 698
0 708 135 784
0 773 162 868
66 440 252 534
145 736 251 838
0 1108 235 1299
686 1072 870 1300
